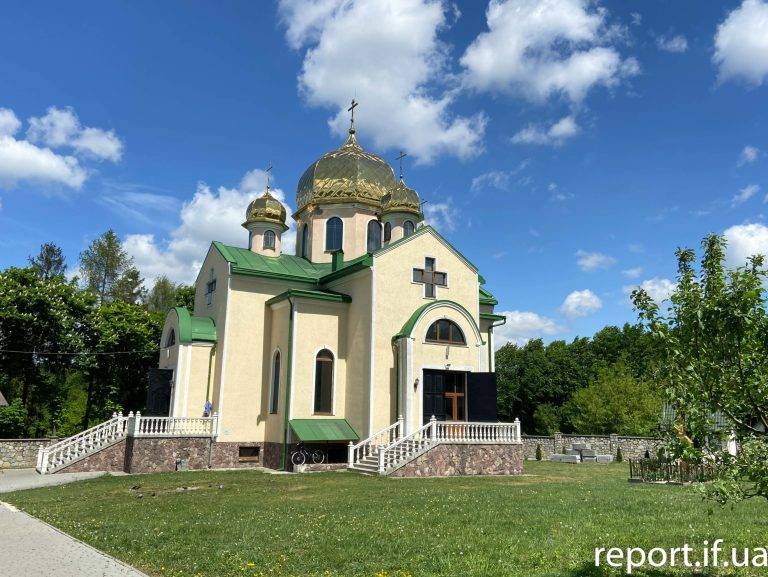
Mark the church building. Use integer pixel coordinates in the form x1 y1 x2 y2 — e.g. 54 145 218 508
157 115 507 471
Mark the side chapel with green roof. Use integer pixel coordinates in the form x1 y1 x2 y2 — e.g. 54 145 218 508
158 119 506 470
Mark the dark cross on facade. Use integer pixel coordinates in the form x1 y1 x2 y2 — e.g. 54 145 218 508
347 99 358 130
396 150 407 180
265 162 273 193
412 257 447 298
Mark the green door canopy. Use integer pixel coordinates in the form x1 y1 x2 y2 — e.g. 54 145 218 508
289 419 359 442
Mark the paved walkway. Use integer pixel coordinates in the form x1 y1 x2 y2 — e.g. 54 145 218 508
0 501 148 577
0 468 114 493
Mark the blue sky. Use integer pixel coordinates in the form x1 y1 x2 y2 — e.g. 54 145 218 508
1 0 768 347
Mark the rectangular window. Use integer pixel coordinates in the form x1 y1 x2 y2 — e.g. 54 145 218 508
238 446 260 462
314 358 333 413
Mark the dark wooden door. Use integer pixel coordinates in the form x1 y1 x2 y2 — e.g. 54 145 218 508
423 370 467 423
467 372 497 422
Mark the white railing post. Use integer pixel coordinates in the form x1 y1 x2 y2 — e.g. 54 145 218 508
430 415 437 440
212 412 220 438
377 446 386 473
348 441 355 466
397 414 404 439
133 411 142 436
513 418 521 443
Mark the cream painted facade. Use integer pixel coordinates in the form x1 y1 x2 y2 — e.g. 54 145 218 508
158 126 505 468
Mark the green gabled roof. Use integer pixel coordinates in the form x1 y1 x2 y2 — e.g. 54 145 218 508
480 312 506 322
289 419 359 442
172 307 217 343
393 299 480 343
266 289 352 306
212 241 372 285
479 286 498 306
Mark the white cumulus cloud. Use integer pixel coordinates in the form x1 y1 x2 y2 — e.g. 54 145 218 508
714 0 768 85
575 249 616 271
656 34 688 53
512 115 580 146
624 277 676 305
494 310 564 348
723 222 768 267
278 0 485 164
423 199 456 232
124 170 294 284
559 289 602 318
27 106 123 162
0 135 87 189
0 108 21 137
461 0 638 102
738 145 760 166
622 266 643 279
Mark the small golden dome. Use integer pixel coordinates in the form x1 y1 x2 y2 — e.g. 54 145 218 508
382 179 422 217
243 191 288 231
295 129 396 214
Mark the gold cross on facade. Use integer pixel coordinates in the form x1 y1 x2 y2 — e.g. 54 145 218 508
348 99 358 130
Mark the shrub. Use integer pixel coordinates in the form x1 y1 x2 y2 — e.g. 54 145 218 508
0 399 28 438
616 446 624 463
535 444 542 461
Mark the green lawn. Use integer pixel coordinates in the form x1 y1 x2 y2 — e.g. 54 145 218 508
4 462 767 577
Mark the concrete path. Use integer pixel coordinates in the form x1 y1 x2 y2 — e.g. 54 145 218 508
0 501 148 577
0 468 113 493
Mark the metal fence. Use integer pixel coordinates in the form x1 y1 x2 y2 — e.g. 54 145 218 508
629 458 717 483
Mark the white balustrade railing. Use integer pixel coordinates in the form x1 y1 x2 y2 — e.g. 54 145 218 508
37 411 220 474
435 419 521 444
349 417 522 475
347 415 403 467
37 413 128 474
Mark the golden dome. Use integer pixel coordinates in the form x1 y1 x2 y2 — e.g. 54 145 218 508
382 178 422 217
243 191 288 231
295 129 396 214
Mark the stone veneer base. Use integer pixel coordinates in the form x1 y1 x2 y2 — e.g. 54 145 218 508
390 443 524 478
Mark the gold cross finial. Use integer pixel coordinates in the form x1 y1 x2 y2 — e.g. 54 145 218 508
396 151 407 181
265 162 273 194
348 99 358 132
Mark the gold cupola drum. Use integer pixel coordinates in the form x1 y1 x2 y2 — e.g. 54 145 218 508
243 189 288 256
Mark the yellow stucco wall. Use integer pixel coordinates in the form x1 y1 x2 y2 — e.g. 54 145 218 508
295 203 379 263
372 228 483 432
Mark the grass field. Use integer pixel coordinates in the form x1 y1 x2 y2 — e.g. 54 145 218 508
4 462 767 577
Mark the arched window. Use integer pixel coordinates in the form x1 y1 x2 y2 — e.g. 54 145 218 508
263 230 276 250
426 319 466 345
300 224 309 258
325 217 343 252
403 220 415 236
314 349 334 413
367 220 382 253
384 222 392 242
166 329 176 348
269 351 280 414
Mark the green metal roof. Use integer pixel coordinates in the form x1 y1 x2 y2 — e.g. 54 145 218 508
289 419 359 442
172 307 217 343
212 241 372 285
479 286 498 306
266 289 352 306
480 312 506 322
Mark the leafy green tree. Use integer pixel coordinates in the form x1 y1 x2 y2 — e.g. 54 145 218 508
633 233 768 503
564 363 662 436
79 230 132 305
174 284 195 311
83 301 163 424
0 267 95 434
28 243 67 281
0 398 28 437
147 275 177 313
533 403 561 435
110 266 146 304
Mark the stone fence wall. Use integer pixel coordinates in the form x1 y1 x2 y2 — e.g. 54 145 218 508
522 433 662 460
0 438 60 469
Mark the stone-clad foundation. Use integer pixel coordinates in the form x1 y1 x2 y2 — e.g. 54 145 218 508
390 444 524 477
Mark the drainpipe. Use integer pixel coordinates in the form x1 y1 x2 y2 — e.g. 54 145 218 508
392 340 400 418
489 318 506 372
204 344 216 413
279 297 295 470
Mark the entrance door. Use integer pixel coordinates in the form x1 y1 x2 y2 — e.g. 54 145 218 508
423 370 466 423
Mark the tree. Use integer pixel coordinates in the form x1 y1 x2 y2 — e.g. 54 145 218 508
0 398 27 437
28 243 67 280
111 266 146 304
0 267 95 435
564 363 662 436
146 275 176 313
79 230 132 305
174 284 195 311
633 234 768 503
